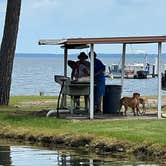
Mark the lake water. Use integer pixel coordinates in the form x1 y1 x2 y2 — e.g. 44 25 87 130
5 54 166 166
0 144 163 166
11 53 166 96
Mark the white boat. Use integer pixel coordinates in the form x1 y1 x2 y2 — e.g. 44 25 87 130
108 64 121 78
108 63 152 79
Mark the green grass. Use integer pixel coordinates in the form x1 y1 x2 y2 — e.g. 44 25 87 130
0 111 166 145
0 95 166 147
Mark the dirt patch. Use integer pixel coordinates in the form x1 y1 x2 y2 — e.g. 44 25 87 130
93 142 126 154
133 145 155 160
15 99 56 108
70 136 92 147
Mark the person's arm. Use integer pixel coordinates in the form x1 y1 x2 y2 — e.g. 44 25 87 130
95 68 105 76
95 61 105 76
83 67 90 76
81 62 90 76
71 70 74 80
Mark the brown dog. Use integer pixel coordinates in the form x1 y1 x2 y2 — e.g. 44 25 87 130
119 93 141 116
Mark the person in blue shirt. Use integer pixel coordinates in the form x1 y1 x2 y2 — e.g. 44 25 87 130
89 52 105 112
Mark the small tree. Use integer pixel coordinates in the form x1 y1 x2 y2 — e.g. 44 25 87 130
0 0 22 105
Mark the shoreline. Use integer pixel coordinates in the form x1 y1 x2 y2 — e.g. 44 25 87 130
0 120 166 162
0 95 166 162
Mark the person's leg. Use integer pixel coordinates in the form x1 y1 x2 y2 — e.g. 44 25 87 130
95 81 105 112
84 95 89 111
95 85 101 112
94 85 99 111
97 96 102 112
74 96 80 109
94 85 97 106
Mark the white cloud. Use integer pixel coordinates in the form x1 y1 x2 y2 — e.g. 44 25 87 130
1 0 166 53
113 0 149 6
20 0 58 20
127 49 146 54
0 1 7 13
32 0 57 9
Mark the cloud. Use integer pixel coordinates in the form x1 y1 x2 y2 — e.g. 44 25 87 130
21 0 58 16
51 0 113 23
1 0 166 53
20 0 58 21
32 0 57 9
0 1 7 13
113 0 149 7
127 49 146 54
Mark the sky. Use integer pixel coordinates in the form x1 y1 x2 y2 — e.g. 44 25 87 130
0 0 166 54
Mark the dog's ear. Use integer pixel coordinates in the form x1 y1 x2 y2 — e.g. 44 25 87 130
133 93 137 96
137 93 140 96
133 92 140 97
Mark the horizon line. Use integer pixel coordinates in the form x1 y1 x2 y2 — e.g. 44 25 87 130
15 52 166 55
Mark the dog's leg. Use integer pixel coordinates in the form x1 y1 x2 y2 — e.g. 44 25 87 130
132 107 136 116
139 104 144 116
136 106 140 116
124 105 128 116
142 103 146 115
142 100 146 115
139 99 146 115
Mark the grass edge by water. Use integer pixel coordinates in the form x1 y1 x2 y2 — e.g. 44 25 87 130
0 95 166 161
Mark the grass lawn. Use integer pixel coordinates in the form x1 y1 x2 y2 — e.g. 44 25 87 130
0 95 166 148
1 113 166 145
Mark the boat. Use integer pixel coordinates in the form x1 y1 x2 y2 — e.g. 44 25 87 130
108 63 152 79
108 64 121 78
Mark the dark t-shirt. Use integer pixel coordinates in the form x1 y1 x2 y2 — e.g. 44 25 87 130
94 58 105 82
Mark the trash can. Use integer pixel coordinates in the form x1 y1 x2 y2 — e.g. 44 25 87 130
103 85 122 114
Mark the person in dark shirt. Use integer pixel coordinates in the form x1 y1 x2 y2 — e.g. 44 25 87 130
89 52 105 112
68 52 90 111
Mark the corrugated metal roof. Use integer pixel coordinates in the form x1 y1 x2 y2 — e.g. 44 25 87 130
39 35 166 46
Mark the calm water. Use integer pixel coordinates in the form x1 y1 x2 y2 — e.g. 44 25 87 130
0 144 163 166
11 53 166 96
5 54 166 166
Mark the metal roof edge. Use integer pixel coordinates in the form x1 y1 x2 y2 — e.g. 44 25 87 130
38 39 67 45
38 35 166 46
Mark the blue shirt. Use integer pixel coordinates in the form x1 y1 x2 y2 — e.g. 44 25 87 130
94 58 105 82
